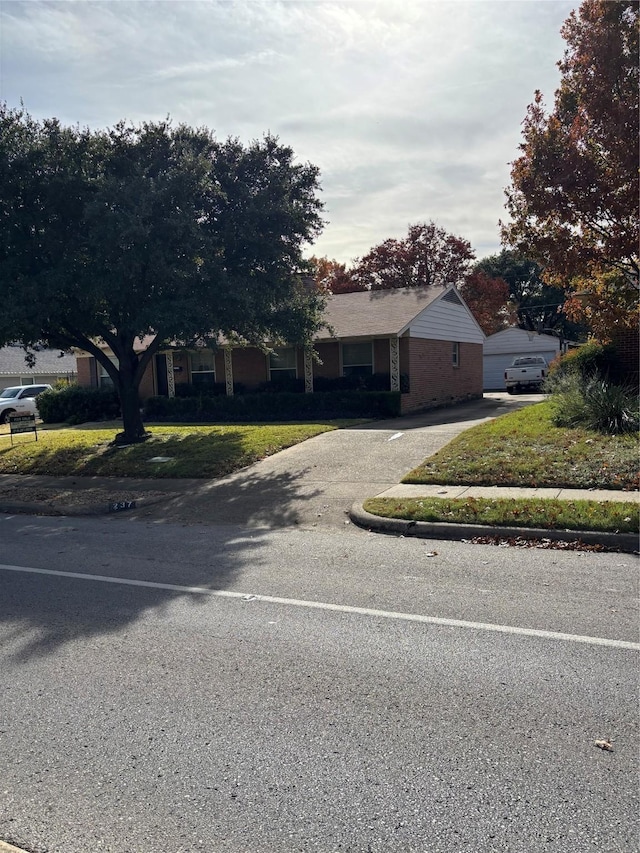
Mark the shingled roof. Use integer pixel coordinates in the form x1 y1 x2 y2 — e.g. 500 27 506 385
0 345 77 376
76 285 456 356
315 286 446 340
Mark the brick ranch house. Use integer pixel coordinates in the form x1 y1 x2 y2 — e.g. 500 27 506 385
75 285 485 415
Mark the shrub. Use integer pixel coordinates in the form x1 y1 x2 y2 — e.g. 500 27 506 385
312 373 410 393
144 390 402 422
175 381 246 397
548 341 624 384
580 379 640 434
37 385 120 425
257 376 305 394
547 371 639 434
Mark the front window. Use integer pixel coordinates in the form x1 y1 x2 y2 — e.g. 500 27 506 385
269 348 297 380
342 342 373 377
190 350 216 385
0 387 21 399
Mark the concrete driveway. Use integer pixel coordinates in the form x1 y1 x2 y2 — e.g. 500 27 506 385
150 392 543 530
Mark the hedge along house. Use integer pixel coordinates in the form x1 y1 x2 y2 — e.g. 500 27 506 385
75 285 485 415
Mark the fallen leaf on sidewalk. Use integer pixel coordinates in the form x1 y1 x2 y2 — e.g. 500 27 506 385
594 739 613 751
424 550 438 557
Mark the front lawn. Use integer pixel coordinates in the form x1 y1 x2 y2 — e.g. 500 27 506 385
363 496 639 534
365 401 639 537
0 422 339 479
403 401 639 491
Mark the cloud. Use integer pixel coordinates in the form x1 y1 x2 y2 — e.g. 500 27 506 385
0 0 576 262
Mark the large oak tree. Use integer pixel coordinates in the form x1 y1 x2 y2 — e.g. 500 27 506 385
501 0 639 338
0 106 326 442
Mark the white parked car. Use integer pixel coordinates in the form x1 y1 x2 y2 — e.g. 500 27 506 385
0 384 52 423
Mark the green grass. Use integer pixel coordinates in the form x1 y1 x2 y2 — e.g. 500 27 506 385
403 401 639 491
363 496 639 535
0 422 339 479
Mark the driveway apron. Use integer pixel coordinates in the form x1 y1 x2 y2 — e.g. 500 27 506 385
150 394 541 530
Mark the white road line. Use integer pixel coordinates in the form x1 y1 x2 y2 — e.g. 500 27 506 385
1 563 638 651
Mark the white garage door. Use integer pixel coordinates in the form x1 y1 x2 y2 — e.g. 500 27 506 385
483 351 558 390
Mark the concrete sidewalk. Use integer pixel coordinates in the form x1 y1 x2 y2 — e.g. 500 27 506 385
374 483 640 503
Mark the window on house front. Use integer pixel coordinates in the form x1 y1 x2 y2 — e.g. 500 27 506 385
452 342 460 368
98 356 118 388
190 350 216 385
268 348 297 380
342 342 373 377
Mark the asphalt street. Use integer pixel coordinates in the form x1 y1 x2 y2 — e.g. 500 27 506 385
0 514 638 853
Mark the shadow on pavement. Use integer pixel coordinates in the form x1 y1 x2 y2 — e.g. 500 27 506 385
1 467 322 663
140 465 324 527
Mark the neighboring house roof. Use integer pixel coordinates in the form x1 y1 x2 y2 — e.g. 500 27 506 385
484 327 561 356
0 345 77 376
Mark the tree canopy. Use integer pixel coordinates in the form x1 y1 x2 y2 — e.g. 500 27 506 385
310 222 475 295
459 270 516 336
0 105 326 441
474 250 587 341
351 222 475 291
501 0 639 338
308 255 366 294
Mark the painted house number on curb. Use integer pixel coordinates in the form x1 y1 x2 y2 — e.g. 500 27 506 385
109 500 137 512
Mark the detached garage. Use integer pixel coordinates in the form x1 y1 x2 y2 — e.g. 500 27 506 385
483 327 561 390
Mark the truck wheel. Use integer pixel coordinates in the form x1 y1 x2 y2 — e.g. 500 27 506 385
0 409 16 424
506 388 514 395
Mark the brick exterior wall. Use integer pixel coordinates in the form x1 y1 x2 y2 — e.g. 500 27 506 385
373 338 390 374
611 327 639 389
172 351 190 389
214 351 226 383
75 335 484 409
401 339 483 414
231 348 268 389
138 362 156 399
312 342 340 378
76 356 97 389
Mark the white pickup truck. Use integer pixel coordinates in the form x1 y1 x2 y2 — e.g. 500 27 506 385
504 356 547 394
0 384 52 423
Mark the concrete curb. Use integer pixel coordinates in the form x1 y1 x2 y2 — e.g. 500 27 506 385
350 502 639 553
0 494 170 518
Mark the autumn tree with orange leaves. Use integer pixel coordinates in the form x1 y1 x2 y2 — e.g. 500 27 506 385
309 222 475 295
502 0 639 339
351 222 475 291
308 256 365 294
459 270 517 336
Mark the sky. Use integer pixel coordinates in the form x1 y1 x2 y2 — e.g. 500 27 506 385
0 0 577 265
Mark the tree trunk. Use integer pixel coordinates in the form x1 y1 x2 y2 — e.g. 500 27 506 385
114 355 150 444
